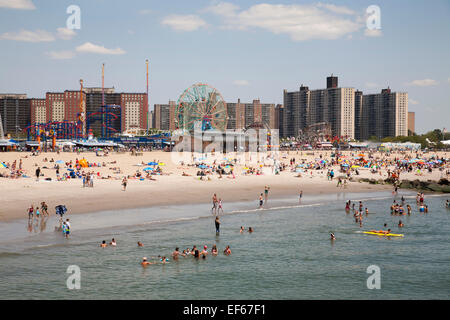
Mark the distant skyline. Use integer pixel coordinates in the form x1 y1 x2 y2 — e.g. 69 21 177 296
0 0 449 133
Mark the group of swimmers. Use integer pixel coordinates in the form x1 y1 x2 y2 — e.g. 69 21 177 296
140 244 232 266
100 238 117 247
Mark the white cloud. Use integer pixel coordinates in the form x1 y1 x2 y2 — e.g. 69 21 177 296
204 2 239 17
0 29 54 42
409 99 419 105
364 28 382 37
206 2 361 41
161 14 207 31
316 3 356 15
233 80 249 86
56 27 76 40
76 42 126 55
406 79 439 87
46 50 76 60
0 0 35 10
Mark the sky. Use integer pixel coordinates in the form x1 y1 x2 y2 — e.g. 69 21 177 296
0 0 449 134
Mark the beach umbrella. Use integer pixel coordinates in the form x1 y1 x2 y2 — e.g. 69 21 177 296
341 163 349 167
158 162 165 166
0 162 7 168
143 167 154 171
351 165 360 168
147 162 158 166
55 160 65 164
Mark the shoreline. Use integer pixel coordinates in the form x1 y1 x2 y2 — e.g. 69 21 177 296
0 174 393 223
1 150 448 223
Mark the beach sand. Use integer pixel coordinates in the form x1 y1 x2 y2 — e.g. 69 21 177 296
0 150 448 222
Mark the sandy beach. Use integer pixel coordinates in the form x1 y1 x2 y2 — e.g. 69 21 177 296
0 150 448 222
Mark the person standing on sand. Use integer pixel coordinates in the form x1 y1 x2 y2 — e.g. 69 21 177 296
299 190 303 203
35 167 41 181
122 177 127 191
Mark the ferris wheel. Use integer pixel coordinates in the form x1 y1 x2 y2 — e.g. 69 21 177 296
175 83 227 132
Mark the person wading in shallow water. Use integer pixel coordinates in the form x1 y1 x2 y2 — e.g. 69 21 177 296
215 216 221 234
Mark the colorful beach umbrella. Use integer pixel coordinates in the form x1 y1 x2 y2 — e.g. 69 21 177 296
147 162 158 165
143 167 154 171
0 162 7 168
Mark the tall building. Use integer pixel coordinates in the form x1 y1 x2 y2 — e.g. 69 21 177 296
282 76 355 139
327 75 338 89
0 94 31 137
84 88 121 136
408 112 415 135
357 88 408 140
282 86 309 137
45 90 86 123
120 93 148 132
153 101 176 130
354 90 363 141
30 98 46 124
226 99 276 130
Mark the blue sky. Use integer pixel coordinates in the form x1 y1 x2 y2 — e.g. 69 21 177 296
0 0 449 133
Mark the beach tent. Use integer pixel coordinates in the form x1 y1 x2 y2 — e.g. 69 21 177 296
78 159 88 168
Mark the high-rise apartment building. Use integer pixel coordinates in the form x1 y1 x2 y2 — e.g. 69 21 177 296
356 88 408 140
282 77 355 139
226 99 276 130
0 94 31 137
120 93 148 132
408 112 415 135
153 101 176 131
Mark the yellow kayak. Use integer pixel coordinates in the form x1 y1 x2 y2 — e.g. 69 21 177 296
363 231 404 237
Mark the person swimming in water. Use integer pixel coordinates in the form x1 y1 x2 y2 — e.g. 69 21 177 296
248 227 253 233
100 240 107 248
240 226 245 233
137 241 144 247
330 233 336 240
110 238 116 246
398 220 404 227
141 257 153 267
211 245 218 255
224 245 231 255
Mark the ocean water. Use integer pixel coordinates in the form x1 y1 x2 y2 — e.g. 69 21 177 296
0 191 449 300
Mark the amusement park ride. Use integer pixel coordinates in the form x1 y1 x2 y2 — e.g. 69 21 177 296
174 83 228 132
25 64 122 145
